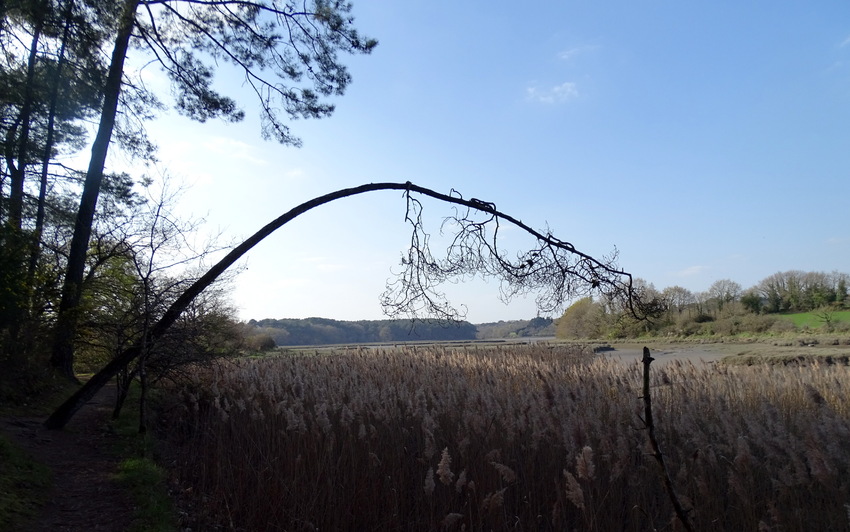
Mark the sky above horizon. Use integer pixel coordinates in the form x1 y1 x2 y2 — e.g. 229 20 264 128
131 1 849 323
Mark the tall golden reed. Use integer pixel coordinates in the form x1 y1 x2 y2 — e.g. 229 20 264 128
163 345 850 531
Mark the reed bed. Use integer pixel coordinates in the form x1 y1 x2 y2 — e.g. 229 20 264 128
163 344 850 531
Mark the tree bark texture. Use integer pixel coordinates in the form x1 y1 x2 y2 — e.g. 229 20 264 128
51 0 140 379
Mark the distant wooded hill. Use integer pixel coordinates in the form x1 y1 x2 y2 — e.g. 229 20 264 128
475 317 556 339
246 317 555 346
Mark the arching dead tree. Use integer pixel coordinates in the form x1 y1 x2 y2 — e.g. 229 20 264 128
45 181 646 429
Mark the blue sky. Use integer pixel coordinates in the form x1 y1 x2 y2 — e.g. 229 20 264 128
138 1 850 323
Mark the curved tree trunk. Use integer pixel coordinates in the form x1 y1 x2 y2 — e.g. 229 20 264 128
46 182 414 427
45 181 634 429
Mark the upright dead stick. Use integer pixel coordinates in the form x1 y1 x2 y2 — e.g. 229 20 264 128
642 347 693 531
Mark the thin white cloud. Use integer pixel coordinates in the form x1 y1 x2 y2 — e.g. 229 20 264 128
203 137 268 166
840 35 850 48
558 47 583 61
675 265 708 277
283 168 306 180
526 82 579 104
316 263 348 273
558 45 598 61
268 277 311 290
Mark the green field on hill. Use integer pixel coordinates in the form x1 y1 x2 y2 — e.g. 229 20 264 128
780 310 850 329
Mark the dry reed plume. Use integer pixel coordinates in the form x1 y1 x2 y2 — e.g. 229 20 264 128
162 344 850 531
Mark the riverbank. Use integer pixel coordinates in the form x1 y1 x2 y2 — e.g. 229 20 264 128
591 335 850 366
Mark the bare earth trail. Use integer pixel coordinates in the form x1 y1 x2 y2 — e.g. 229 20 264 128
0 384 135 531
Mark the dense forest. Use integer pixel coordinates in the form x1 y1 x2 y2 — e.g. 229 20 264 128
474 316 556 339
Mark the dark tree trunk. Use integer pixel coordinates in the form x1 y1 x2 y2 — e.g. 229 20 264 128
51 0 139 380
0 5 46 354
112 365 137 420
28 0 75 287
6 6 44 230
138 354 147 435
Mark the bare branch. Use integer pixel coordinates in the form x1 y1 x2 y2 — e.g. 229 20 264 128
382 185 639 321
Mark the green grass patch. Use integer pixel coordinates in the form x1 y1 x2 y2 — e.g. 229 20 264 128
109 385 177 532
779 310 850 329
0 434 51 530
115 456 175 532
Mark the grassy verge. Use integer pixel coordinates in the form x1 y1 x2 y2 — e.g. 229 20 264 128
109 386 177 532
115 456 175 532
722 352 850 366
0 434 51 530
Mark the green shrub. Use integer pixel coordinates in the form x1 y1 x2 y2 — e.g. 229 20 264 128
555 298 603 339
243 333 277 352
769 319 797 334
712 317 743 336
737 314 779 334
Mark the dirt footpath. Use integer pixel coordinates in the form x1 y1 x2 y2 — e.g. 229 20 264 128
0 385 135 531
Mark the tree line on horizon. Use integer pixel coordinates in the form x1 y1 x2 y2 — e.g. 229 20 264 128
247 316 558 346
248 269 850 347
249 317 479 346
556 269 850 339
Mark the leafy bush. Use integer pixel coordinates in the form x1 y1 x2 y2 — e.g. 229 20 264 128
242 333 276 352
555 298 603 339
711 316 742 336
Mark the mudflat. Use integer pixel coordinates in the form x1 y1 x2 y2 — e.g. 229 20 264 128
598 339 850 366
